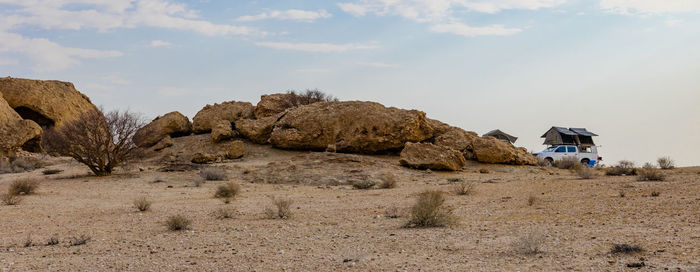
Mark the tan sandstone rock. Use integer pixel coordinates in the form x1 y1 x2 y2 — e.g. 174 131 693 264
433 127 479 160
472 136 537 165
211 120 237 143
152 136 174 151
133 111 192 147
0 93 42 152
0 77 97 128
253 93 295 119
190 140 244 163
269 101 434 154
235 113 283 144
192 101 254 133
399 142 466 171
225 140 245 159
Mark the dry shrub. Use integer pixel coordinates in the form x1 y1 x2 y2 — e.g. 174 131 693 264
610 243 643 254
352 180 375 190
553 156 580 170
165 215 191 231
284 89 338 107
1 193 21 205
650 190 660 197
199 167 227 181
447 177 463 183
0 157 44 174
42 169 63 175
264 197 293 219
576 166 598 179
43 108 144 176
213 207 236 219
638 164 665 181
618 190 626 198
192 179 204 187
527 195 537 206
384 206 401 218
214 182 240 199
133 197 151 212
405 190 455 228
46 236 60 246
453 182 474 195
24 234 33 247
68 234 91 246
605 160 637 176
657 157 675 170
378 173 397 189
511 231 545 254
9 179 39 196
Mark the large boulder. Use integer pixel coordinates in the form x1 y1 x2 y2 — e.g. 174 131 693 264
211 120 237 143
133 111 192 147
269 101 434 153
254 93 295 119
235 113 283 144
399 142 466 171
0 77 97 128
472 136 537 165
0 93 42 152
433 127 479 160
192 101 254 134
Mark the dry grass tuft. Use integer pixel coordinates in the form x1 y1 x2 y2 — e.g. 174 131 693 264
214 182 241 199
133 197 152 212
576 166 598 179
527 195 538 206
1 193 21 205
9 179 39 196
352 180 375 190
165 215 192 231
553 156 579 170
605 160 637 176
46 236 60 246
452 182 474 196
657 157 675 170
199 167 228 181
405 190 455 228
637 164 665 181
213 207 236 219
264 197 294 219
68 234 91 246
650 190 660 197
610 243 643 254
377 173 397 189
511 231 545 254
384 206 401 218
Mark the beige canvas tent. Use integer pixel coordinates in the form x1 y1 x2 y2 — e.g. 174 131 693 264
483 129 518 144
541 127 597 147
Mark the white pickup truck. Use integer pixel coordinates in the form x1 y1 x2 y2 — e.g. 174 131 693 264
534 145 601 167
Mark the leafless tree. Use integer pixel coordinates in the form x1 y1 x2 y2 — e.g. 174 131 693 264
285 89 338 107
43 108 144 176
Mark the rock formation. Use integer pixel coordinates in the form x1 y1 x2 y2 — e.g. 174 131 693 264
133 111 192 147
399 142 466 171
192 101 254 134
235 113 282 144
0 77 97 129
433 127 479 160
472 136 537 165
269 101 434 154
253 93 295 119
0 93 42 152
211 120 237 143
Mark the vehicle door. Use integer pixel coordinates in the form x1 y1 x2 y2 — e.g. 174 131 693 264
567 146 577 159
554 146 567 160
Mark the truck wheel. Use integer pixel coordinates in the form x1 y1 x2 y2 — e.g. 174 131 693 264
545 158 553 165
581 159 590 166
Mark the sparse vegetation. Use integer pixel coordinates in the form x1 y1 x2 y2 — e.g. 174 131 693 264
42 108 144 176
637 164 665 181
284 89 338 107
199 167 228 181
9 178 39 196
619 190 626 198
405 190 454 228
610 243 643 254
385 206 401 218
352 180 375 190
23 234 33 247
214 182 240 199
264 197 293 219
1 193 21 205
452 182 474 196
46 236 60 246
511 231 545 254
0 156 44 174
447 177 463 183
68 234 91 246
165 215 192 231
651 190 660 197
133 197 152 212
527 195 538 206
377 173 397 189
657 157 675 170
553 156 579 170
192 179 204 187
213 207 236 219
576 166 598 179
606 160 637 176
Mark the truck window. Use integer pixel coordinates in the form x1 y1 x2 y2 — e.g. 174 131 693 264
567 146 576 153
555 146 566 153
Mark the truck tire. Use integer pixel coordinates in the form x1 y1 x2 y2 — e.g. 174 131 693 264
545 157 553 165
581 158 590 166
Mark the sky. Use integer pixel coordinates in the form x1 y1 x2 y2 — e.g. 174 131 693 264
1 0 699 166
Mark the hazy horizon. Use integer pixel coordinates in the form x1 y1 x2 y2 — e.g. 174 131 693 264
1 0 698 166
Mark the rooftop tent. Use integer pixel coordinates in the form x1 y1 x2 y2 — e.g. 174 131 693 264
483 129 518 144
569 128 598 147
541 126 598 146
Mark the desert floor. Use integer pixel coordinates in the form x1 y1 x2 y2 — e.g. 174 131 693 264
1 143 699 271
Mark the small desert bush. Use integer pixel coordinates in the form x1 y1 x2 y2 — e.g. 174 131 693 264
452 182 474 195
192 179 204 187
511 231 545 254
447 177 463 183
650 190 660 197
46 236 60 246
405 190 455 228
214 182 241 199
9 179 39 196
377 173 397 189
165 215 192 231
637 165 665 181
610 243 643 254
24 234 33 247
133 197 152 212
657 157 675 170
553 156 579 170
527 195 538 206
199 167 227 181
352 180 375 190
42 169 63 175
213 207 236 219
68 234 91 246
1 193 21 205
264 197 293 219
576 166 598 179
385 206 401 218
284 89 338 107
605 160 637 176
618 190 626 198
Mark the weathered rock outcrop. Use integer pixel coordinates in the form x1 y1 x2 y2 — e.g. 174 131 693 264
235 113 283 144
0 77 97 128
269 101 434 154
0 93 42 151
254 93 295 119
399 142 466 171
192 101 254 133
190 140 244 163
133 111 192 147
433 127 479 160
472 136 537 165
211 120 237 143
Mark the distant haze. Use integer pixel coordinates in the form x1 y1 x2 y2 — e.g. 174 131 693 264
1 1 698 166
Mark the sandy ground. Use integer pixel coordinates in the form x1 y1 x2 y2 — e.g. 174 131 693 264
1 142 699 271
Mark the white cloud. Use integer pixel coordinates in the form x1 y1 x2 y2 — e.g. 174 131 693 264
158 87 190 96
665 19 683 26
430 23 522 37
358 62 400 68
255 42 379 52
149 40 173 47
600 0 700 15
0 31 123 72
236 9 332 22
